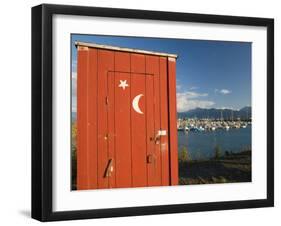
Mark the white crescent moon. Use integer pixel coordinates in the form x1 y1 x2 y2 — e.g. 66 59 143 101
132 94 144 114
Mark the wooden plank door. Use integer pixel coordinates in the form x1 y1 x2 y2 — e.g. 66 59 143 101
108 70 167 188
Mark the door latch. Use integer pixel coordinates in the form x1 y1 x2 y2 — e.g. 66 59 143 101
150 130 167 144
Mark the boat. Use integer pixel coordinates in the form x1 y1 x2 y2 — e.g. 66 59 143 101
198 126 205 132
190 127 199 132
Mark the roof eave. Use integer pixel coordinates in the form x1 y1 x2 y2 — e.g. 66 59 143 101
75 41 178 59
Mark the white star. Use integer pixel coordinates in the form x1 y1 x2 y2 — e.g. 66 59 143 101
118 80 129 90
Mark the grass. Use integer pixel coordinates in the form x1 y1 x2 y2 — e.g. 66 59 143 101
179 150 252 185
71 122 77 190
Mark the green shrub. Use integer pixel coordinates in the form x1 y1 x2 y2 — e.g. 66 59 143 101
214 145 222 159
179 146 190 162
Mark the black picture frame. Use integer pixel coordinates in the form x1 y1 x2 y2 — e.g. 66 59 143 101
32 3 274 222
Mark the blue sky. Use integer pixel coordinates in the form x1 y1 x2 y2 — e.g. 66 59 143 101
71 34 251 112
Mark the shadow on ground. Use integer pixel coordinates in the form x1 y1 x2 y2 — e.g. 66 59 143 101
179 151 251 185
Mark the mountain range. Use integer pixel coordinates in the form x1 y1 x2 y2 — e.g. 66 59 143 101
72 106 252 121
178 106 251 120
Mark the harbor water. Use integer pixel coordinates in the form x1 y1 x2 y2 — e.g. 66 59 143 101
178 126 251 160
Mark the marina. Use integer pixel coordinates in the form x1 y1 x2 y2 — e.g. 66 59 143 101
177 118 251 132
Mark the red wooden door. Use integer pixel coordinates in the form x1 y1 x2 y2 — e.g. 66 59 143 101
108 71 163 188
76 47 177 190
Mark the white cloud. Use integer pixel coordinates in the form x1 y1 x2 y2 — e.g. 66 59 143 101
72 72 77 95
189 86 198 90
72 92 77 112
72 72 77 79
215 88 232 95
177 91 214 112
177 91 208 99
220 89 231 94
72 59 77 71
176 84 181 90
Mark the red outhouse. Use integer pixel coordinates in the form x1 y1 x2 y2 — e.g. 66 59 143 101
76 41 178 190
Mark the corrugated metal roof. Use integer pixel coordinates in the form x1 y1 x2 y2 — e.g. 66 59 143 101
75 41 178 59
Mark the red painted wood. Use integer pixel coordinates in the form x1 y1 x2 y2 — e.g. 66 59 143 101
77 48 89 190
87 49 98 189
114 51 132 187
97 50 114 188
131 54 145 74
131 73 147 187
159 57 170 186
76 45 178 189
114 72 132 188
145 55 162 186
145 76 156 186
115 51 130 72
168 58 179 185
130 53 148 186
107 71 116 188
